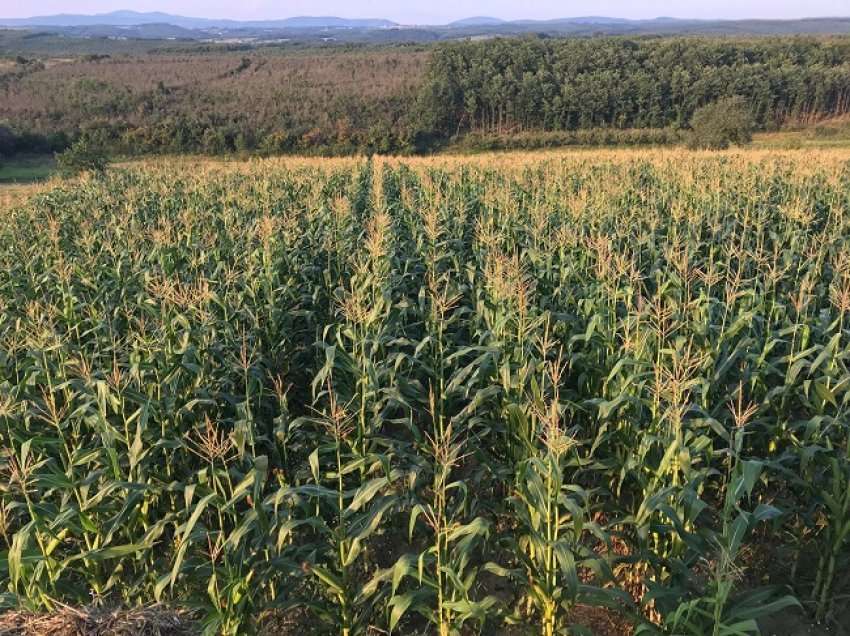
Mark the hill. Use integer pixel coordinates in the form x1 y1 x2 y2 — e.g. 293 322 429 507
1 11 850 39
448 17 506 27
0 11 398 29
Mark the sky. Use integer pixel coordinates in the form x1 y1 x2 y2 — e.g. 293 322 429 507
2 1 850 24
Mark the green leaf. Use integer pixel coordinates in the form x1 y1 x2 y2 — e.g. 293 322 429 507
389 591 419 630
169 492 216 591
348 475 389 512
310 565 344 596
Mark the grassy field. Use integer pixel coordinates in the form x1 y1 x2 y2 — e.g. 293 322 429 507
752 117 850 149
0 155 55 184
1 148 849 635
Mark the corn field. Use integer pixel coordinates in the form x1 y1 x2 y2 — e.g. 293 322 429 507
1 150 849 635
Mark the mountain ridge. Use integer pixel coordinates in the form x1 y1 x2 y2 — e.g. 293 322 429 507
448 17 506 27
2 11 850 41
0 11 398 29
3 10 849 29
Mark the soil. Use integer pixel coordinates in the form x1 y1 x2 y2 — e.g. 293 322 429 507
760 607 850 636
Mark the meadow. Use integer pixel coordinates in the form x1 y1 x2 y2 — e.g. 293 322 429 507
1 149 849 635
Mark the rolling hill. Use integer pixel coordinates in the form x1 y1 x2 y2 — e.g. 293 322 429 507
0 11 849 45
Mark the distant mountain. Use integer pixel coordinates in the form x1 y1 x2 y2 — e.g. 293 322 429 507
0 11 397 30
0 11 214 28
512 16 632 25
449 15 850 36
1 11 849 42
57 22 200 39
266 16 396 28
449 17 506 27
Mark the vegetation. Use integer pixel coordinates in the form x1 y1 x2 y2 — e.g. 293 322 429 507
746 117 850 150
1 149 848 634
0 155 55 184
454 127 681 152
687 97 754 150
55 135 108 176
4 36 850 157
0 48 427 157
0 125 68 158
419 38 850 139
5 18 850 57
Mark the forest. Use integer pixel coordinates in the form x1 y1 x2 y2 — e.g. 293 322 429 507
420 37 850 135
3 36 850 156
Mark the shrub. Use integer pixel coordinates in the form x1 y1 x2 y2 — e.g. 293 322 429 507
687 97 754 150
55 136 108 177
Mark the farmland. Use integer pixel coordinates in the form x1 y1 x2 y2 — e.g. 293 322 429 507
1 148 850 635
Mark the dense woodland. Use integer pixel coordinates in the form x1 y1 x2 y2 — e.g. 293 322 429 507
3 36 850 156
421 38 850 135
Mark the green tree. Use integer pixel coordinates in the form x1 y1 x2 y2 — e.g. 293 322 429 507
687 96 754 150
55 136 108 177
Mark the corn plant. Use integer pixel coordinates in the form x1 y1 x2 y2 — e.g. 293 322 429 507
2 151 850 633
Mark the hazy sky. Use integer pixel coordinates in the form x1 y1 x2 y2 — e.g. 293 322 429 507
3 1 850 23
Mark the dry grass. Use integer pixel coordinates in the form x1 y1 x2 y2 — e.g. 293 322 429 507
0 605 195 636
0 182 53 210
117 146 850 182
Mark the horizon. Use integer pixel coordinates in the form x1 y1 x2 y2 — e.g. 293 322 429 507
2 1 849 24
